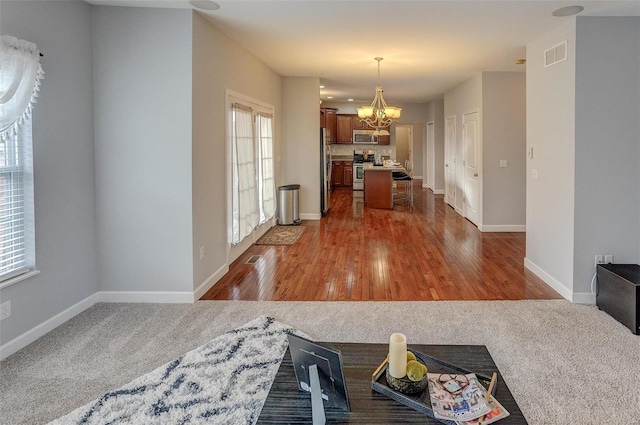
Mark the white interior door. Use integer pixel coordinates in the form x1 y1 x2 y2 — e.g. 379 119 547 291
426 122 435 190
463 110 480 226
444 116 456 206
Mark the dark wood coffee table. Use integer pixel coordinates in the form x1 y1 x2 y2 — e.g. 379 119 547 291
257 343 527 424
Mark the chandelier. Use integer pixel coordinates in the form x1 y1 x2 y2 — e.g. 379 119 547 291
357 57 402 136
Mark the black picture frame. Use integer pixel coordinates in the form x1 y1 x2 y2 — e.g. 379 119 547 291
287 334 350 412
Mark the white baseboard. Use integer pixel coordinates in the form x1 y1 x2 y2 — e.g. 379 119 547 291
572 292 596 305
97 291 194 304
413 175 423 180
300 213 321 220
524 257 573 301
480 225 526 232
194 263 229 301
0 292 100 360
0 287 203 360
432 189 445 195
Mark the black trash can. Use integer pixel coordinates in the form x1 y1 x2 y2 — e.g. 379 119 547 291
278 184 301 225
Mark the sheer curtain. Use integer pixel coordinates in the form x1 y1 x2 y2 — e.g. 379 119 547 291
231 103 259 245
257 113 275 223
1 35 44 140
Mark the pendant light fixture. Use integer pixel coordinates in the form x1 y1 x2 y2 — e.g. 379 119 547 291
357 57 402 136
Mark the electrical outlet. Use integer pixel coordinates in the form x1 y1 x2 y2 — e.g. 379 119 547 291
0 301 11 321
199 246 205 260
595 255 604 266
604 255 613 264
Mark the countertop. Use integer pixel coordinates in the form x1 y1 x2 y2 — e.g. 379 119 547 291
363 163 403 171
331 155 353 162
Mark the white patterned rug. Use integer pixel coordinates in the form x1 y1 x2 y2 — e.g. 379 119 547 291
49 316 306 425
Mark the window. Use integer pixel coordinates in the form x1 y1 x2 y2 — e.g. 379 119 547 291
0 121 35 282
0 35 41 285
228 94 276 253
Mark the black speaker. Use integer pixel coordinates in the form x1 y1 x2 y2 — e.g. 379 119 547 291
596 264 640 335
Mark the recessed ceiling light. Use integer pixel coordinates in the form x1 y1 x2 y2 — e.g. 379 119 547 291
515 59 526 65
552 5 584 17
189 0 220 11
327 96 333 99
319 85 325 89
348 99 354 102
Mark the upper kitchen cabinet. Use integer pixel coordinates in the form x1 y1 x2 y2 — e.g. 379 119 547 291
352 115 367 130
336 114 353 144
320 107 338 144
377 134 391 145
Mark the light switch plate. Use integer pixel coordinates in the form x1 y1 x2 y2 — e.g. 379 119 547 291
532 169 538 179
500 160 508 168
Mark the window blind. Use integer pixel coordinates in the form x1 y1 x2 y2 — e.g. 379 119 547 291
0 122 28 279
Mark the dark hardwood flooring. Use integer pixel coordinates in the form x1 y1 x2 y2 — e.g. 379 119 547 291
201 183 561 301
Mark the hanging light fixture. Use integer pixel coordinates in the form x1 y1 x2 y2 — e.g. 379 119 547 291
357 57 402 136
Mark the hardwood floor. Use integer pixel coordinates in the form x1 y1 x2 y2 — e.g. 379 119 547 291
201 183 561 301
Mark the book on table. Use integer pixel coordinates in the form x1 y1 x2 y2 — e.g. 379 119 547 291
427 372 510 424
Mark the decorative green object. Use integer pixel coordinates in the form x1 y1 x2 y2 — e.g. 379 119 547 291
406 351 417 362
406 360 427 381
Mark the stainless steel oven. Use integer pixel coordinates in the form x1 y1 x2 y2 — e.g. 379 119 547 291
353 162 365 190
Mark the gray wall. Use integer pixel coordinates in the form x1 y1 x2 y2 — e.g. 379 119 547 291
191 12 282 287
573 17 640 296
482 72 526 227
0 0 98 344
93 6 194 293
525 20 577 298
282 77 321 218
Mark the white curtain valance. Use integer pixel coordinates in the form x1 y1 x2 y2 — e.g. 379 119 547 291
1 35 44 141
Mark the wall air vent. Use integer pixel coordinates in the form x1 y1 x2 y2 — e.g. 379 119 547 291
544 40 568 68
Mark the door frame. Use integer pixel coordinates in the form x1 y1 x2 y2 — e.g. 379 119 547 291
425 121 435 190
395 124 414 169
225 89 276 264
444 115 456 208
462 108 482 227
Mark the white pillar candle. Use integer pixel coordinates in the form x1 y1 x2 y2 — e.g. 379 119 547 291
388 332 407 378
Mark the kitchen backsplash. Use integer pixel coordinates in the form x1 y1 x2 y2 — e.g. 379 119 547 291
330 144 396 158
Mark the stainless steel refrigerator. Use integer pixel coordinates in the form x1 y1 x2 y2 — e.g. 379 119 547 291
320 128 331 215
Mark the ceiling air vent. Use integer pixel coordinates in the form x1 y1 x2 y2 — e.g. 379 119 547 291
544 40 568 68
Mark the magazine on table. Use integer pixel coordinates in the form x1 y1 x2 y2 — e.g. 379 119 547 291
455 395 510 425
427 373 491 422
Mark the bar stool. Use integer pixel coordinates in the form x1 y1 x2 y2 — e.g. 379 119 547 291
392 162 413 209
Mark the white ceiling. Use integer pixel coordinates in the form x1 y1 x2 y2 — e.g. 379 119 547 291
85 0 640 103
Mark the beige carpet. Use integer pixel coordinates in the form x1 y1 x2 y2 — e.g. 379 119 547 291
255 225 305 245
1 300 639 424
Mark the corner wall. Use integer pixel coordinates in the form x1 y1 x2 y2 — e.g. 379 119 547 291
525 19 576 299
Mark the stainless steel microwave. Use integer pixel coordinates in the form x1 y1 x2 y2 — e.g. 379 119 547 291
353 130 378 144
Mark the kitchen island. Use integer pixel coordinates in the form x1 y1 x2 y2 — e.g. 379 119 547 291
363 163 403 209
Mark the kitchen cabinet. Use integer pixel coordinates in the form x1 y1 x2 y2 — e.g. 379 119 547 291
377 134 391 145
332 161 344 186
352 115 367 130
332 161 353 187
336 115 353 144
344 162 353 186
321 108 338 144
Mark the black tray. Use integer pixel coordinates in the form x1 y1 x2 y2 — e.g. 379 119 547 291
371 348 498 425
